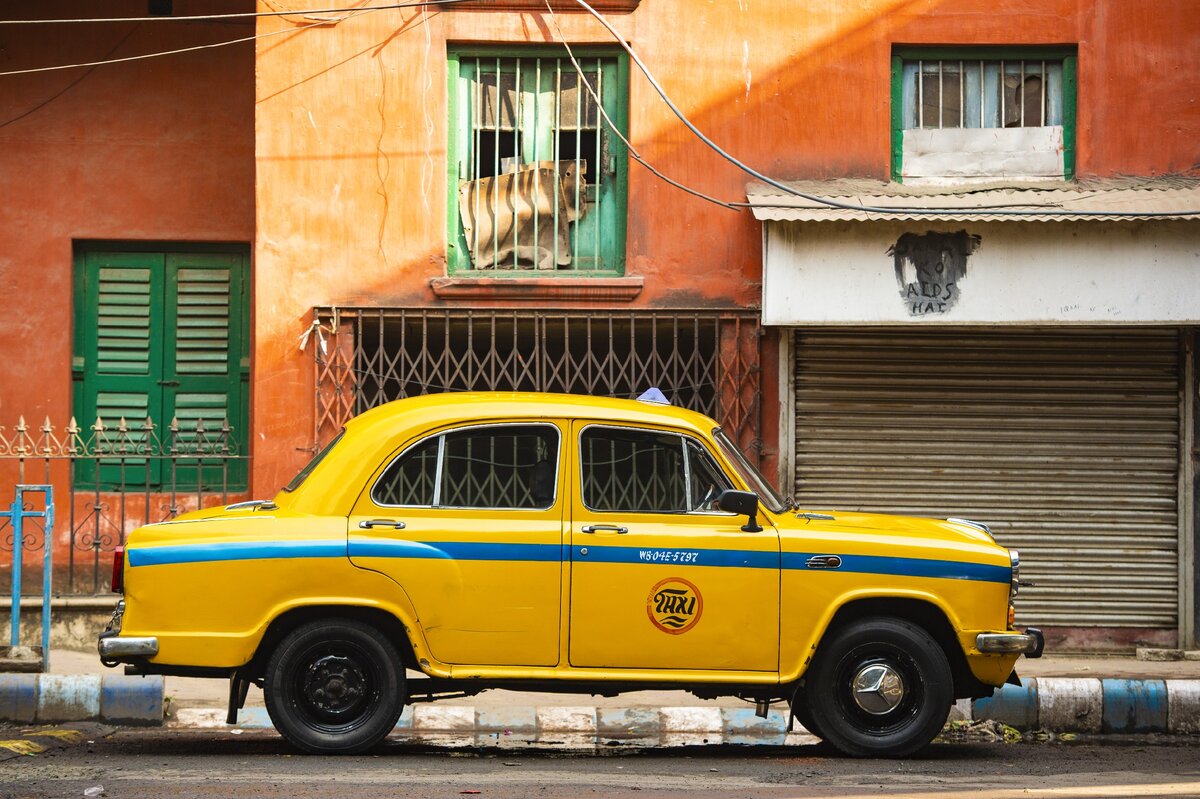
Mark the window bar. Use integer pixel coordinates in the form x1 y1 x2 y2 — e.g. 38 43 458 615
593 60 602 269
917 60 923 128
492 58 501 269
574 61 582 268
1000 60 1005 127
1040 59 1046 126
432 435 445 506
959 60 964 127
473 59 482 269
513 58 521 270
937 61 943 129
553 60 562 270
1019 60 1025 127
532 58 540 271
979 60 985 128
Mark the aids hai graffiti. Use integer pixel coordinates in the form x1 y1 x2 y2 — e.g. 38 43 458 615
888 230 981 316
646 577 704 635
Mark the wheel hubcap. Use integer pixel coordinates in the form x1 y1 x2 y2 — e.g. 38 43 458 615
303 654 368 717
850 662 906 715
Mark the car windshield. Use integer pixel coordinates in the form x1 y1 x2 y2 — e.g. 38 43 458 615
283 430 344 492
713 428 789 514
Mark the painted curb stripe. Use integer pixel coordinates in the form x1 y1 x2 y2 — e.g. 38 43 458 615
128 539 1008 583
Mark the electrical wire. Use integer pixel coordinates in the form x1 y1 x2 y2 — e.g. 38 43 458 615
0 0 474 77
567 0 1200 219
544 0 741 211
0 1 470 25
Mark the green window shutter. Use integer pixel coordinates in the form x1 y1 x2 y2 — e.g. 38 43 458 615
74 248 248 491
165 253 248 491
76 253 166 488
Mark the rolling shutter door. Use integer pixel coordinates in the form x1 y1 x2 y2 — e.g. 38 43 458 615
792 329 1181 629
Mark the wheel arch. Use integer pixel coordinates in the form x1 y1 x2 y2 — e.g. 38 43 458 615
246 603 422 679
794 593 992 700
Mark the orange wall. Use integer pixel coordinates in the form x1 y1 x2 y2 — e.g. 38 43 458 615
252 0 1200 492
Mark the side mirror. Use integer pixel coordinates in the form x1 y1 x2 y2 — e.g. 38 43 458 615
716 489 763 533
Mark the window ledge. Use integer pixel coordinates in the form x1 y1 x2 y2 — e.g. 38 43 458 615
430 276 644 302
444 0 639 10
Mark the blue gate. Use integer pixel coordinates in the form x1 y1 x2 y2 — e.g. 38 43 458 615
2 485 54 669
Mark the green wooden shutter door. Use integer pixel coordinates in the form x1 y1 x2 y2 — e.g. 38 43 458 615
75 249 248 491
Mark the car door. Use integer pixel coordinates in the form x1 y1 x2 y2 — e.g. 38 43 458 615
568 423 781 672
349 421 565 667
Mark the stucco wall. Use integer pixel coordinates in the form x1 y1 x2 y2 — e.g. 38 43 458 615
251 0 1200 491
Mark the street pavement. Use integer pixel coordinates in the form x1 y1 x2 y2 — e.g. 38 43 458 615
1 725 1199 799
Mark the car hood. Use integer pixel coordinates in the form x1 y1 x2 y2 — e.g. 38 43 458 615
781 508 1001 549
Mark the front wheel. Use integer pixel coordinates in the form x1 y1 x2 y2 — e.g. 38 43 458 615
264 618 406 754
805 617 952 758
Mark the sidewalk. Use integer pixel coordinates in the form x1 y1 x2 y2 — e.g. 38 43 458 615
3 647 1198 739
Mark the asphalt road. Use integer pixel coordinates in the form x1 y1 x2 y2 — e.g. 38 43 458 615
3 728 1200 799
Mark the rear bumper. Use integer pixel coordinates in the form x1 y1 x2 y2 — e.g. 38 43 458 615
98 633 159 659
976 627 1044 658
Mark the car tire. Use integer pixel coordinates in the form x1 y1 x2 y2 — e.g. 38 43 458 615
264 618 406 754
805 616 952 758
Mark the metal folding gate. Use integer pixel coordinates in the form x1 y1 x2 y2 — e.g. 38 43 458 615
791 328 1182 630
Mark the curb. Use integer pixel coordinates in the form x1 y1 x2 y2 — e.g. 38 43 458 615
974 678 1200 734
0 674 163 725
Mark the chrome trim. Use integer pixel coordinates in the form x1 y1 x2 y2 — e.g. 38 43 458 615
1009 549 1021 599
805 554 842 569
976 632 1040 655
948 517 993 539
797 512 835 521
225 499 278 511
98 636 159 658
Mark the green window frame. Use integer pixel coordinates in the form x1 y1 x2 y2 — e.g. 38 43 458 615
447 46 629 275
890 46 1077 182
72 245 250 491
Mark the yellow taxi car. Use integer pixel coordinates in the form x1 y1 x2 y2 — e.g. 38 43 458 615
99 392 1041 757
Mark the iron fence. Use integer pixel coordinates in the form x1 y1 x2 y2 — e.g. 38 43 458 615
311 307 763 463
0 415 246 595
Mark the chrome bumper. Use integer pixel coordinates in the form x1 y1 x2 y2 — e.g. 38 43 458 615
976 627 1044 658
98 635 159 659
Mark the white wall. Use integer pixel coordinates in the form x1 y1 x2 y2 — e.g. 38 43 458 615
761 220 1200 325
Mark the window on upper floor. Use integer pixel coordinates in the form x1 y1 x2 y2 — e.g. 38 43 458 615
448 48 629 275
891 48 1076 183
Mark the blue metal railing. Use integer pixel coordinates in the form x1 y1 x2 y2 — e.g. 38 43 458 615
3 485 53 668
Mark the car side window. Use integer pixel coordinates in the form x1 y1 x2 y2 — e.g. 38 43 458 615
580 427 736 514
372 424 559 510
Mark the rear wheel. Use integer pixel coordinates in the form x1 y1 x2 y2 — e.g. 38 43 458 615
790 687 825 739
806 617 952 758
264 618 406 754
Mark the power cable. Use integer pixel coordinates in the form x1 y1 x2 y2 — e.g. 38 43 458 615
567 0 1200 219
544 0 740 211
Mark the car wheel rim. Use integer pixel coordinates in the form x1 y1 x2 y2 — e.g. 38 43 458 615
289 641 382 733
834 646 923 736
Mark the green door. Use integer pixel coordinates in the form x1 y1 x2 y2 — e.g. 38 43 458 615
74 249 249 490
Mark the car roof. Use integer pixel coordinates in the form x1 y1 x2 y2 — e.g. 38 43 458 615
345 391 720 435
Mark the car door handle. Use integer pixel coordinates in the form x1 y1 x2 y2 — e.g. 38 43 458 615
580 524 628 534
358 519 407 530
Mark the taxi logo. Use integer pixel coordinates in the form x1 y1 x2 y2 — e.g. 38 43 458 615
646 577 703 635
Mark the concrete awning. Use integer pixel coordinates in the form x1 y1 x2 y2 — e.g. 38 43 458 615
745 177 1200 223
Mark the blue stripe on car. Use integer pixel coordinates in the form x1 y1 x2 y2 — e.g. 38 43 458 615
128 539 1008 583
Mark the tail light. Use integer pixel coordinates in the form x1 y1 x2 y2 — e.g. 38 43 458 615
112 547 125 594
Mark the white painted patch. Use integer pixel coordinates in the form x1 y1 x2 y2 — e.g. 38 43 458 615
660 706 723 732
1167 680 1200 734
412 704 475 730
536 706 597 733
903 126 1064 182
1037 677 1103 734
742 41 752 102
307 110 317 131
761 220 1200 325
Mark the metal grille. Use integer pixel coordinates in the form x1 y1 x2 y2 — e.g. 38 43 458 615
903 58 1064 129
0 415 245 594
791 328 1181 629
312 308 762 464
453 53 622 272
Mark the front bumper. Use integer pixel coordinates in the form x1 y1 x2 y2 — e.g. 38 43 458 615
976 627 1044 658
